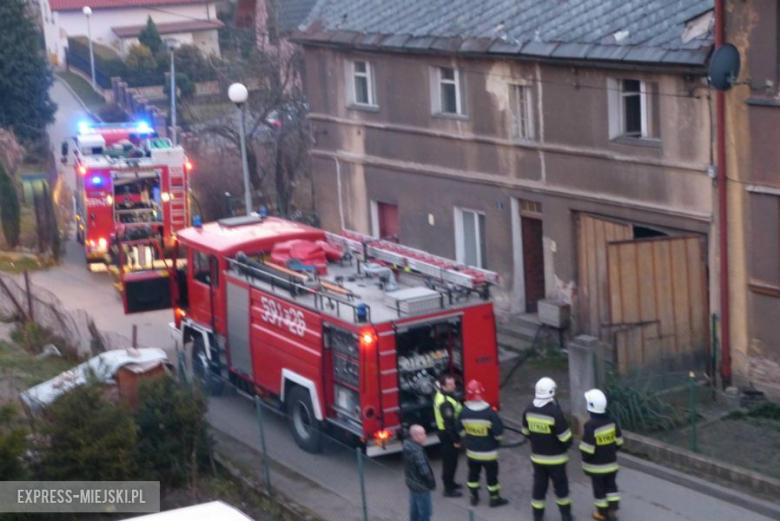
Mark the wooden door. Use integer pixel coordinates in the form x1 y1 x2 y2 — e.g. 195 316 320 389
576 214 632 339
377 202 399 241
521 217 545 313
607 237 708 376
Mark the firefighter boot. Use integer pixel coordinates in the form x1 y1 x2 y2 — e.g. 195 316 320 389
469 489 479 507
489 496 509 508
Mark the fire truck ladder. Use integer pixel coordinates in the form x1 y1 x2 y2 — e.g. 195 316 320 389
167 165 188 231
325 230 499 293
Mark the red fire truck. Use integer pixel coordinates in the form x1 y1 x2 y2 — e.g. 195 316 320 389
124 215 501 455
63 122 192 265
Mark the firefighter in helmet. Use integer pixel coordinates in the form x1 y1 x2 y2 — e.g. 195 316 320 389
521 377 573 521
433 374 463 497
580 389 624 521
457 379 509 508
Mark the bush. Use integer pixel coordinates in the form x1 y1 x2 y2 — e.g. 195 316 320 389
0 160 20 248
125 44 162 87
174 45 216 82
0 403 28 480
135 378 211 488
138 16 163 55
36 384 140 481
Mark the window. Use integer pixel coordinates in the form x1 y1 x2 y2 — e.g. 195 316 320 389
349 60 376 107
434 67 465 116
193 250 217 286
510 84 534 140
608 78 661 140
455 208 487 269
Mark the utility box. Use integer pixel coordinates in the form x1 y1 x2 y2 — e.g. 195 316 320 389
537 299 571 329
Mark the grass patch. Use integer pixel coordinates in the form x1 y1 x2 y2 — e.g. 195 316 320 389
0 254 55 273
0 340 76 388
56 70 106 112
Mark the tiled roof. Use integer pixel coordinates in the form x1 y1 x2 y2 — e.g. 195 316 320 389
297 0 714 66
278 0 319 32
50 0 210 12
112 19 223 38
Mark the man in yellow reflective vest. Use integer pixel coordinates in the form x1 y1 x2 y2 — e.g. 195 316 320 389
521 377 573 521
580 389 624 521
433 374 463 498
457 379 509 508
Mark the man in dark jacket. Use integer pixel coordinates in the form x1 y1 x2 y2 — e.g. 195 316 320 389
580 389 624 521
521 377 573 521
404 424 436 521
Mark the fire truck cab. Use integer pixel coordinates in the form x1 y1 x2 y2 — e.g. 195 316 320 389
163 215 501 455
66 122 192 265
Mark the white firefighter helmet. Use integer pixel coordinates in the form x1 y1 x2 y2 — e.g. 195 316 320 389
585 389 608 414
535 377 557 400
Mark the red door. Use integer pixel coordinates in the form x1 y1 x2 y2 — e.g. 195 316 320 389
522 216 545 313
377 203 399 241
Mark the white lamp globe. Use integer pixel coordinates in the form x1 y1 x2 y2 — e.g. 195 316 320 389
82 6 92 16
228 83 249 104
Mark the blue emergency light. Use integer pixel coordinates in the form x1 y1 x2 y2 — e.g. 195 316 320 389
91 176 103 186
78 121 91 134
136 121 152 133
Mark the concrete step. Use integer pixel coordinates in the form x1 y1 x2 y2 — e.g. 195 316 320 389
497 332 532 354
498 314 543 343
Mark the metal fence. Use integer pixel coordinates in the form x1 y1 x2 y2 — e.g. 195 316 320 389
178 357 496 521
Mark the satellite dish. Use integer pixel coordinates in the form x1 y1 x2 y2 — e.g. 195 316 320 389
709 43 741 91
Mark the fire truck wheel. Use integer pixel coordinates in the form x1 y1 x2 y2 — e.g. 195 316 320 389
287 386 322 453
192 336 223 396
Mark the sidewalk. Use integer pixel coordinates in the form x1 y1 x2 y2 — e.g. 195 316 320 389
207 391 775 521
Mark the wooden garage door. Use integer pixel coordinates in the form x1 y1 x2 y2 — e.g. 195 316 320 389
577 214 632 339
607 237 708 376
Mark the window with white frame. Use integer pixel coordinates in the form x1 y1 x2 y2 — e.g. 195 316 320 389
434 67 465 115
608 78 661 140
349 60 376 107
509 84 534 140
455 208 487 269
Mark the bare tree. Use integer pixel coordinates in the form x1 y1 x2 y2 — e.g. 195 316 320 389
182 43 311 217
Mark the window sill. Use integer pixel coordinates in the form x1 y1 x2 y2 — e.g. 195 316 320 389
749 280 780 298
510 136 537 145
611 136 662 148
347 103 380 113
432 112 469 121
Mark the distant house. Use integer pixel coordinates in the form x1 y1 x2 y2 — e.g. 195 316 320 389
41 0 223 67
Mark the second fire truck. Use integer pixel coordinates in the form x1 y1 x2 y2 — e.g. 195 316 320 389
63 121 192 266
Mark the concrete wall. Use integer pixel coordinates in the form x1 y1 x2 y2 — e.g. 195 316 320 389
42 3 218 66
303 46 715 317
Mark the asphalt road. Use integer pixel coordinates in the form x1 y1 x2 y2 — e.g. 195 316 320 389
39 80 774 521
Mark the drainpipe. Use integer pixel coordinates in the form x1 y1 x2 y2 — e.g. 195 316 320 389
715 0 731 387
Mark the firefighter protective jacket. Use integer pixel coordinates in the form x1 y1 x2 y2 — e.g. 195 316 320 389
521 401 573 465
434 391 462 442
578 413 624 474
457 400 504 461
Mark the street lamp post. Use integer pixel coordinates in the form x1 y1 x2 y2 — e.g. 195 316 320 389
228 83 252 215
82 6 96 90
166 39 177 144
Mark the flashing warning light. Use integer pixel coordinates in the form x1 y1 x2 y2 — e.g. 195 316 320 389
259 206 269 218
193 215 202 228
359 328 377 349
78 121 91 134
185 160 193 171
136 121 152 133
174 307 187 327
106 195 113 205
374 430 391 442
356 301 368 322
78 165 87 176
91 175 103 186
161 192 171 203
97 237 107 249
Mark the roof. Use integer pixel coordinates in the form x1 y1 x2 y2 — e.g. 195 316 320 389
177 216 327 257
50 0 213 12
112 19 224 38
127 502 253 521
20 348 169 412
297 0 715 66
278 0 319 32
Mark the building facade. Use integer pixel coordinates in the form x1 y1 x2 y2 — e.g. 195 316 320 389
296 0 719 377
724 0 780 395
43 0 221 67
